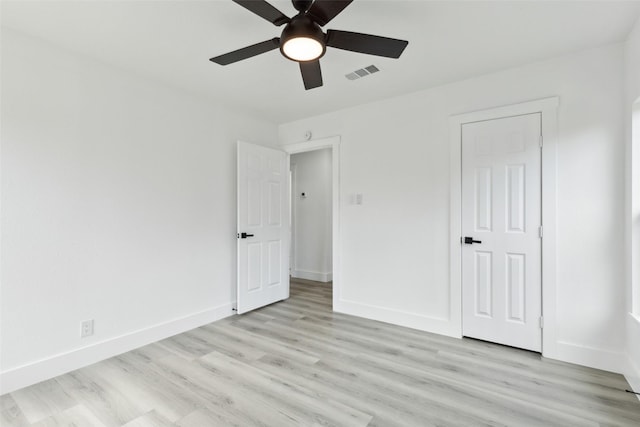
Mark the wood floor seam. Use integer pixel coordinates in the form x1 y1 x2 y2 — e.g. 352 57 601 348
2 280 639 426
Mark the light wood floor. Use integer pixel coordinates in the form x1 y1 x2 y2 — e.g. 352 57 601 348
2 279 640 426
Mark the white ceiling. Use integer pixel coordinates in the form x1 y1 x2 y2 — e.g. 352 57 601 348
2 0 640 123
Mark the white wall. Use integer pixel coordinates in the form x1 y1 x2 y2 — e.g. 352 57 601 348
624 16 640 394
290 149 332 282
0 29 278 393
279 44 626 373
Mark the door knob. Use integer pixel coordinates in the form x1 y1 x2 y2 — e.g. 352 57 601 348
464 237 482 244
239 232 254 239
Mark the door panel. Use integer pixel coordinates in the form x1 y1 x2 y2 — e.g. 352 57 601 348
506 164 525 232
475 167 492 231
474 251 493 317
237 141 289 314
506 252 526 322
462 113 542 352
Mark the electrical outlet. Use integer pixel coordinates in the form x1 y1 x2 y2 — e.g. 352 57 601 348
81 319 94 338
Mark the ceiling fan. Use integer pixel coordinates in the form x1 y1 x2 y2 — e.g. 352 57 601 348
210 0 409 90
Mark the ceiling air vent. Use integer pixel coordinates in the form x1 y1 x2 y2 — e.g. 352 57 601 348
345 65 380 81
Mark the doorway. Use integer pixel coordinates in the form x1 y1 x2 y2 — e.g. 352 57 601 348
283 136 341 309
449 97 559 357
290 148 333 284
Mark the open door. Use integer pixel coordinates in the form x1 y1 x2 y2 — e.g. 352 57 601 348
237 141 289 314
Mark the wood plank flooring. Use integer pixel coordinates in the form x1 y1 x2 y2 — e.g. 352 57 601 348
2 279 640 426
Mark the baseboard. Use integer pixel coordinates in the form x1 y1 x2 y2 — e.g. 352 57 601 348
334 298 460 338
332 300 627 375
0 303 234 395
625 313 640 401
291 269 332 283
551 341 626 374
626 355 640 402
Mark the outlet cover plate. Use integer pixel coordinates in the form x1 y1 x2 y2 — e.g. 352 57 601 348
81 319 94 338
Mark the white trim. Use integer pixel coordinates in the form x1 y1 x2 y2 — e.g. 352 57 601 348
626 356 640 402
291 269 332 283
631 101 640 316
449 97 560 357
334 299 459 338
289 163 297 277
551 341 627 374
282 136 341 311
283 138 340 154
0 303 233 394
626 313 640 401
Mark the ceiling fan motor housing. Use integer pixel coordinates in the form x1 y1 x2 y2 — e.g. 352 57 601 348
292 0 313 12
279 15 326 62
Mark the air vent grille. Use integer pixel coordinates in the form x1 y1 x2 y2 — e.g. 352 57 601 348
345 65 380 81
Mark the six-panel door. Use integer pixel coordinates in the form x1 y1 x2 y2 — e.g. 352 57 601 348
461 113 542 352
237 141 289 314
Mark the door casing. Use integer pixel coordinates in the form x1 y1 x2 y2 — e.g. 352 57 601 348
449 97 559 358
282 136 341 310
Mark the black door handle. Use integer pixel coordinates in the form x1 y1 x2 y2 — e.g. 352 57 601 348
464 237 482 244
239 232 254 239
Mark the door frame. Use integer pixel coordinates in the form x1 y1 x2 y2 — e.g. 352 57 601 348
289 163 297 278
449 97 559 358
282 136 341 310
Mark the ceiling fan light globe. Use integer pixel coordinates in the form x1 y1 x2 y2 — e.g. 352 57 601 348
279 15 326 62
282 37 324 61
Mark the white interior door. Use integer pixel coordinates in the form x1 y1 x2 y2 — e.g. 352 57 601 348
461 113 542 352
237 141 289 314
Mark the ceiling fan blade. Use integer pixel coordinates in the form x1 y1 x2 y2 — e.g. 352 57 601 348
232 0 290 26
299 60 323 90
210 38 280 65
326 30 408 58
307 0 353 26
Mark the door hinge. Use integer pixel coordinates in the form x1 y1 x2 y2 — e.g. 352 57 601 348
539 316 544 329
538 226 543 238
539 135 543 148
